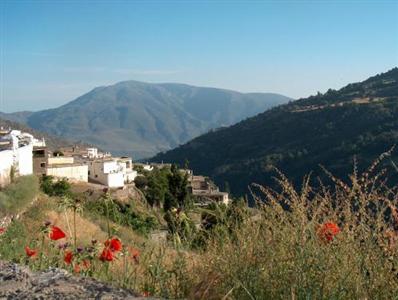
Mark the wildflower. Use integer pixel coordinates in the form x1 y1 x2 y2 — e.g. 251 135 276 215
64 250 73 265
0 227 6 235
142 291 150 297
44 220 52 227
91 239 97 245
318 221 340 242
49 226 66 240
105 238 122 252
77 246 84 253
25 246 37 258
100 247 114 262
73 264 81 273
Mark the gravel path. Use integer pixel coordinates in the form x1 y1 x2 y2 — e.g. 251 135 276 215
0 260 150 299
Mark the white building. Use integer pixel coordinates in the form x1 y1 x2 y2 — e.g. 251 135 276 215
88 159 125 188
46 156 88 182
0 129 34 187
87 148 98 159
87 157 137 188
117 157 138 183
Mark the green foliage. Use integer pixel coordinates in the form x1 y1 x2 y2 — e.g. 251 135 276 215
136 165 191 211
0 175 39 216
146 168 170 207
40 175 71 197
84 198 158 235
133 165 145 173
0 220 28 262
164 165 190 211
134 175 148 189
164 209 197 246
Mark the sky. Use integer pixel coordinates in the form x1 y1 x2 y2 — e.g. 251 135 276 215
0 0 397 113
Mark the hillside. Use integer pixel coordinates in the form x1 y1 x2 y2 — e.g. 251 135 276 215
0 117 73 150
151 68 398 196
1 82 290 159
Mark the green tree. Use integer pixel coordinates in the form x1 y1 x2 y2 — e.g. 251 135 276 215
146 169 169 207
166 165 190 210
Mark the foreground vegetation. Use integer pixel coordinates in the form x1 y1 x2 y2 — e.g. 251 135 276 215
1 153 398 298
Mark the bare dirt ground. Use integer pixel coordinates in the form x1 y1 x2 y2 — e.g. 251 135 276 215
0 260 151 299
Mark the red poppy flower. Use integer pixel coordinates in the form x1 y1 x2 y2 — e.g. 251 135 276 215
0 227 6 235
142 291 150 297
49 226 66 240
318 222 340 242
105 238 122 252
25 246 37 258
73 264 81 273
100 248 114 262
64 250 73 265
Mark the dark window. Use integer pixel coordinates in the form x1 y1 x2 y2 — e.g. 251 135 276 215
40 163 46 168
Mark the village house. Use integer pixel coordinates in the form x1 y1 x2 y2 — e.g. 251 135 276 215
46 156 88 182
0 128 37 187
188 174 230 205
58 145 111 160
87 157 137 188
33 145 88 182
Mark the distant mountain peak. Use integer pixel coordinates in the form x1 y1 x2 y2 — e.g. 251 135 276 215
1 81 291 159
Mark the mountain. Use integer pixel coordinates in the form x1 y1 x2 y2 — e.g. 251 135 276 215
151 68 398 196
1 81 291 159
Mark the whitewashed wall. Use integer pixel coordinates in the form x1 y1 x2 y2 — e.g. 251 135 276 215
106 172 125 188
16 144 33 176
0 150 14 187
47 165 88 182
88 161 124 188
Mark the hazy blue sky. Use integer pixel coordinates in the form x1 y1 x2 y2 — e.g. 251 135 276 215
1 0 397 112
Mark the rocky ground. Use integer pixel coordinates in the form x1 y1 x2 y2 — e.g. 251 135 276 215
0 260 151 299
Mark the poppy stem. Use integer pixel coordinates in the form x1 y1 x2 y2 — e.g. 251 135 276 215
104 193 111 238
73 207 77 249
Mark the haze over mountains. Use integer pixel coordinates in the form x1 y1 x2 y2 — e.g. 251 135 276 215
0 81 291 159
152 68 398 196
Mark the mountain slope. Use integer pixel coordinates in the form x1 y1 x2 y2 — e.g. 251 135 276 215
2 81 290 159
151 68 398 196
0 118 74 150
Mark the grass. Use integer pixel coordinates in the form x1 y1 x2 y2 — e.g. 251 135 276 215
1 153 398 299
0 175 39 216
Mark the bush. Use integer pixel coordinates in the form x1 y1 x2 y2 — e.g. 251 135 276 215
84 198 158 235
40 176 71 197
0 175 39 216
134 176 148 189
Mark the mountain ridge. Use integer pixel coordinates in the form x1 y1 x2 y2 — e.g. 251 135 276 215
151 68 398 196
1 81 291 159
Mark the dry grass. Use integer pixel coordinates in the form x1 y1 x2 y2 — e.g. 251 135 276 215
2 152 398 299
189 151 398 299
